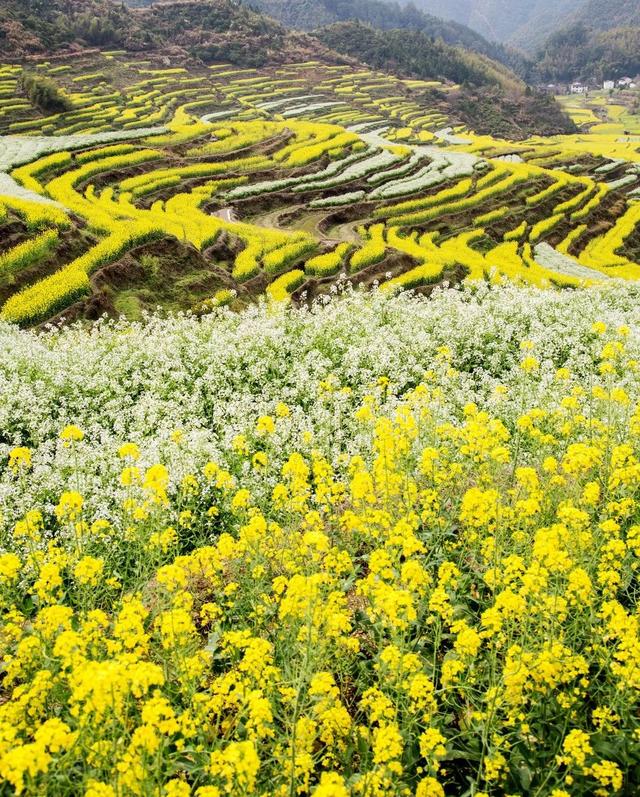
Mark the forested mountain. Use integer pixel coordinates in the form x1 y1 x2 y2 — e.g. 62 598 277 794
408 0 583 47
142 1 527 84
570 0 640 30
116 0 640 78
534 0 640 82
249 0 505 57
247 0 639 79
0 0 576 135
314 20 521 89
0 0 524 86
140 0 527 78
136 0 334 67
0 0 341 65
0 0 149 54
402 0 640 53
536 23 640 82
119 0 529 76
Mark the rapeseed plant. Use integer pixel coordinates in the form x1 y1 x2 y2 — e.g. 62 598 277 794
0 286 639 794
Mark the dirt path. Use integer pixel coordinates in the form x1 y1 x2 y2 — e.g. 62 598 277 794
324 218 365 244
213 207 236 222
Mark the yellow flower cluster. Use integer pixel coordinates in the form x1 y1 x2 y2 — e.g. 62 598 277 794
2 329 640 795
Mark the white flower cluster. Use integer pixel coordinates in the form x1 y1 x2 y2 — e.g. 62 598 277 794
606 172 639 191
309 190 366 208
291 148 401 193
226 149 373 199
366 151 429 186
0 127 166 172
433 127 472 145
594 159 625 174
368 146 480 200
0 173 61 206
256 95 317 111
2 282 640 530
533 243 608 280
0 128 166 204
281 101 346 118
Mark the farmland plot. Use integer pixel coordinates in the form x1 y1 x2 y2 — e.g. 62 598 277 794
0 57 639 325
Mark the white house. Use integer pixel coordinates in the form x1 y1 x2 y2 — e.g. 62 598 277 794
571 83 588 94
603 80 615 90
618 77 633 87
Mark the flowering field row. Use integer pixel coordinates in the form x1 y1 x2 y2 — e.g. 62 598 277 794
0 56 639 323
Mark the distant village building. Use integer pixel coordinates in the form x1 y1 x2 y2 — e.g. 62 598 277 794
603 80 615 91
571 83 588 94
618 77 633 87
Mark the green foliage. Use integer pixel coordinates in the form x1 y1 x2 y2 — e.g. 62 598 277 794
314 21 520 89
143 0 290 68
0 0 287 64
139 254 162 277
21 73 72 114
409 0 584 49
536 23 640 82
0 0 143 54
443 85 577 138
251 0 526 72
571 0 640 33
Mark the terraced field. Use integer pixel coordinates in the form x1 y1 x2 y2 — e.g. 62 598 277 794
1 54 640 325
6 44 640 797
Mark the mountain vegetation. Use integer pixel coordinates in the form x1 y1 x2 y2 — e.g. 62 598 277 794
570 0 640 31
0 0 344 66
441 83 578 137
404 0 640 54
247 0 524 69
0 0 529 88
536 23 640 83
313 21 575 135
409 0 583 47
247 0 639 83
314 20 521 89
0 0 149 55
20 72 73 113
136 0 329 68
